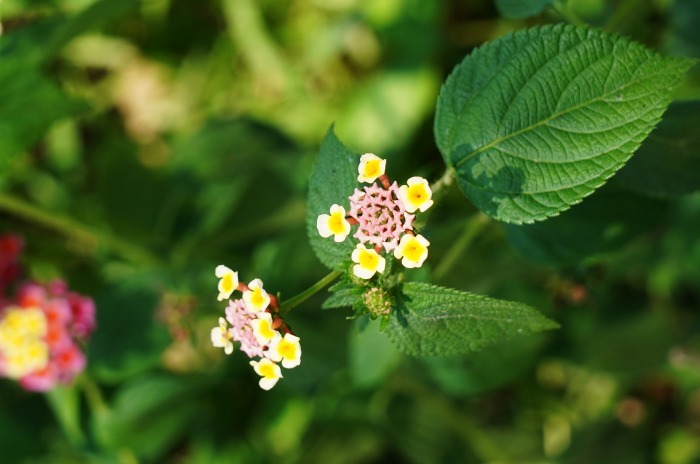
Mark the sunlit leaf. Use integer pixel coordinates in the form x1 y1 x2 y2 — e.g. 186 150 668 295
435 24 694 224
306 127 357 269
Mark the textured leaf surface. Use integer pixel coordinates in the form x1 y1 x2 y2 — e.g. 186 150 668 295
435 24 694 224
307 127 358 269
322 279 364 310
495 0 551 19
616 101 700 197
505 185 666 266
386 282 558 356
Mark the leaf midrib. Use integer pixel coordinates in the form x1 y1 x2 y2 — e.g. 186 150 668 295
452 62 673 169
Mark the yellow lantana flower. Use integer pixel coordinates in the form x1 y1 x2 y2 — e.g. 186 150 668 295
267 333 302 369
317 204 351 242
250 358 283 390
215 265 239 301
398 177 434 213
210 317 234 355
243 279 271 313
394 234 430 268
351 244 386 279
357 153 386 183
250 312 278 346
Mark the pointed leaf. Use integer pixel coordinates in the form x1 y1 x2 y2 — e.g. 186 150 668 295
306 127 357 269
435 24 694 224
386 282 558 356
616 101 700 197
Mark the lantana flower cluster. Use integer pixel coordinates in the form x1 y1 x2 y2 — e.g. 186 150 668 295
0 234 96 392
317 153 433 279
210 265 301 390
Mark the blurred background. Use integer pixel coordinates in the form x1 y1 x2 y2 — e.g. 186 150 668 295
0 0 699 462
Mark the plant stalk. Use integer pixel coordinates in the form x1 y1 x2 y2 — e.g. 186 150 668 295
280 269 342 312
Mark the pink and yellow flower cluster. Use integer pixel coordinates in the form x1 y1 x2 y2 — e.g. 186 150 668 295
317 153 433 279
0 281 95 392
211 266 301 390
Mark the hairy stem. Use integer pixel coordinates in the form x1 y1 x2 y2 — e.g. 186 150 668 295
434 213 489 281
0 193 163 267
280 269 342 312
430 167 455 198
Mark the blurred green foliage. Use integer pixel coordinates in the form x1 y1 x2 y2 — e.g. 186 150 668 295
0 0 699 463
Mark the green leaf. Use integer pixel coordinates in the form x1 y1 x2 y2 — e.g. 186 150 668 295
495 0 552 19
322 279 364 310
306 127 358 269
386 282 558 356
94 374 203 460
505 185 667 266
0 68 83 170
434 24 694 224
615 101 700 197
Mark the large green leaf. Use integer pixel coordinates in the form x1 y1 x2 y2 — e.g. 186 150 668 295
505 185 667 266
386 282 558 356
306 127 358 269
615 101 700 197
434 24 694 224
495 0 552 19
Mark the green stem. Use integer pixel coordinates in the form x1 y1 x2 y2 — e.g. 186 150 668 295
280 269 342 312
0 193 163 267
45 386 86 448
430 167 455 198
81 375 109 415
434 213 489 281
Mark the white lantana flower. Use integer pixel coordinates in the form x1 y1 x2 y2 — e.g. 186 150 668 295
351 244 386 279
215 265 239 301
243 279 271 313
317 204 351 242
250 358 283 390
250 312 278 346
398 177 434 213
357 153 386 183
394 234 430 268
210 317 234 355
267 333 302 369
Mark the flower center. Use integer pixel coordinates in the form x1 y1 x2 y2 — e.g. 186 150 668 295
221 274 235 293
278 339 296 359
404 241 425 262
251 288 265 307
259 363 276 379
259 320 276 340
364 160 381 178
328 213 346 234
408 184 426 203
359 250 379 269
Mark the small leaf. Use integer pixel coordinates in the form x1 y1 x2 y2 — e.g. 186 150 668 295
434 24 694 224
495 0 552 19
306 127 358 269
616 101 700 197
322 279 364 310
386 282 558 356
505 185 667 266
